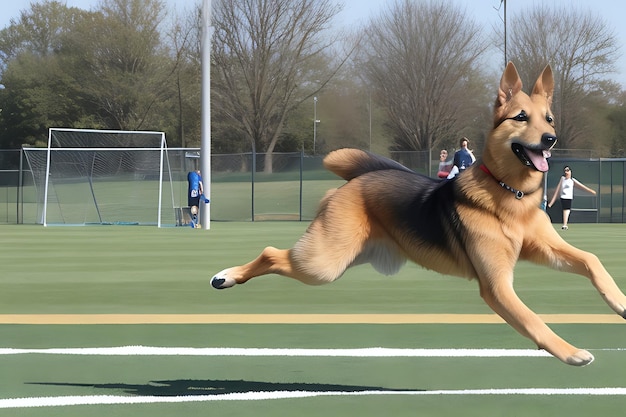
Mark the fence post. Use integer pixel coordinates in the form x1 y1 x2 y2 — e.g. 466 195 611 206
299 147 304 221
251 147 256 222
597 158 601 223
18 148 23 224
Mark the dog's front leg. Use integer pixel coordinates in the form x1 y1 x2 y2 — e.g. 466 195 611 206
522 226 626 318
477 276 594 366
553 245 626 318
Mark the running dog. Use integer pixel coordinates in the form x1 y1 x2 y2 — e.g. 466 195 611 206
211 62 626 366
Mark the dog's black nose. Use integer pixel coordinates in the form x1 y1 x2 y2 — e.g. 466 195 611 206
541 133 557 148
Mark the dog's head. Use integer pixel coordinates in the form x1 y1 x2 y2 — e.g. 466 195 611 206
482 62 557 190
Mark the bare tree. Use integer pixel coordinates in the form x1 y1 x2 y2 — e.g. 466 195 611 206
167 7 202 147
93 0 170 130
504 5 620 149
211 0 345 172
357 0 489 152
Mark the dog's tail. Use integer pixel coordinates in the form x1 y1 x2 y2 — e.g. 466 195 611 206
323 148 414 181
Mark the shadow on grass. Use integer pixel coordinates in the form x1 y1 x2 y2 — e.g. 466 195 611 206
28 379 420 396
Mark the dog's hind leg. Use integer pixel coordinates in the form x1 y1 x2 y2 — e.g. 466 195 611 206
478 278 594 366
211 185 372 289
210 246 311 289
210 231 365 289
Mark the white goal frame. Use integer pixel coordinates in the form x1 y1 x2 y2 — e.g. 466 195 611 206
36 128 173 227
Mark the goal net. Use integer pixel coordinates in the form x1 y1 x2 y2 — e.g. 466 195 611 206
23 128 176 226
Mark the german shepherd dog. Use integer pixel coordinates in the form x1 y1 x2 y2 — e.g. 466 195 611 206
211 62 626 366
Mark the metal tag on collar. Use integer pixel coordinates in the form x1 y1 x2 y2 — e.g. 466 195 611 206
515 190 524 199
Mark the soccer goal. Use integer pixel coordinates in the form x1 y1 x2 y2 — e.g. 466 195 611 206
22 128 176 227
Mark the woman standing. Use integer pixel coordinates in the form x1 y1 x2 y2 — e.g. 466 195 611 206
548 166 597 230
437 149 452 178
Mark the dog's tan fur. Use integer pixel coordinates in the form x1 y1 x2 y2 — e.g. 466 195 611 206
211 63 626 366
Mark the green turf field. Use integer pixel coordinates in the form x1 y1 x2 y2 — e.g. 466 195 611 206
1 222 626 416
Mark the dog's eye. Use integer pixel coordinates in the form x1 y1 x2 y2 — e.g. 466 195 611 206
546 114 554 123
511 110 528 122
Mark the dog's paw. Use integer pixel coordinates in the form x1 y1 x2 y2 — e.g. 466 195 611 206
565 349 594 366
210 269 237 290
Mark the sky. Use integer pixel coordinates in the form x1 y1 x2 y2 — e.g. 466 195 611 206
2 0 626 86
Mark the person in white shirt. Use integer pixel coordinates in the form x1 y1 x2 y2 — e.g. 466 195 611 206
548 166 596 230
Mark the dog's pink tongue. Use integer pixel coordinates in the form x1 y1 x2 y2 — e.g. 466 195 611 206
529 150 551 172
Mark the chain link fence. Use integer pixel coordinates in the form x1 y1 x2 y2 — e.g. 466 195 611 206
0 148 624 224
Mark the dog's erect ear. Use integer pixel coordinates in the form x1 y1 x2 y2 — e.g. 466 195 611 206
532 64 554 107
497 62 523 107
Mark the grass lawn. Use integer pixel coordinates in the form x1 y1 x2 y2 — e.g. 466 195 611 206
1 222 626 416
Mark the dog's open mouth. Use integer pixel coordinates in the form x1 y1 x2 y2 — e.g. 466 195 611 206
511 143 551 172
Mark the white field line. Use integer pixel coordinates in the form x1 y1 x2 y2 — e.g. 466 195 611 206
2 346 625 356
3 347 626 409
3 388 626 409
0 346 555 357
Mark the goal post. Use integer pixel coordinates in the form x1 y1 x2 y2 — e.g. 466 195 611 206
23 128 176 227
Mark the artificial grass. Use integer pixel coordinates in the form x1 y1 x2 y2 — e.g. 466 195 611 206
1 223 626 416
0 223 625 314
1 323 625 417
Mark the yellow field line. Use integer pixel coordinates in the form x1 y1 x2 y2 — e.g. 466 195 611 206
0 314 623 324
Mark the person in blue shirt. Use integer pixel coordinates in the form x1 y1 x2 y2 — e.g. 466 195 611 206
447 137 475 179
187 170 204 227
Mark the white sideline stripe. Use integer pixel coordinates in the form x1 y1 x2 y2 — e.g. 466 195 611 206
3 388 626 408
0 346 555 357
